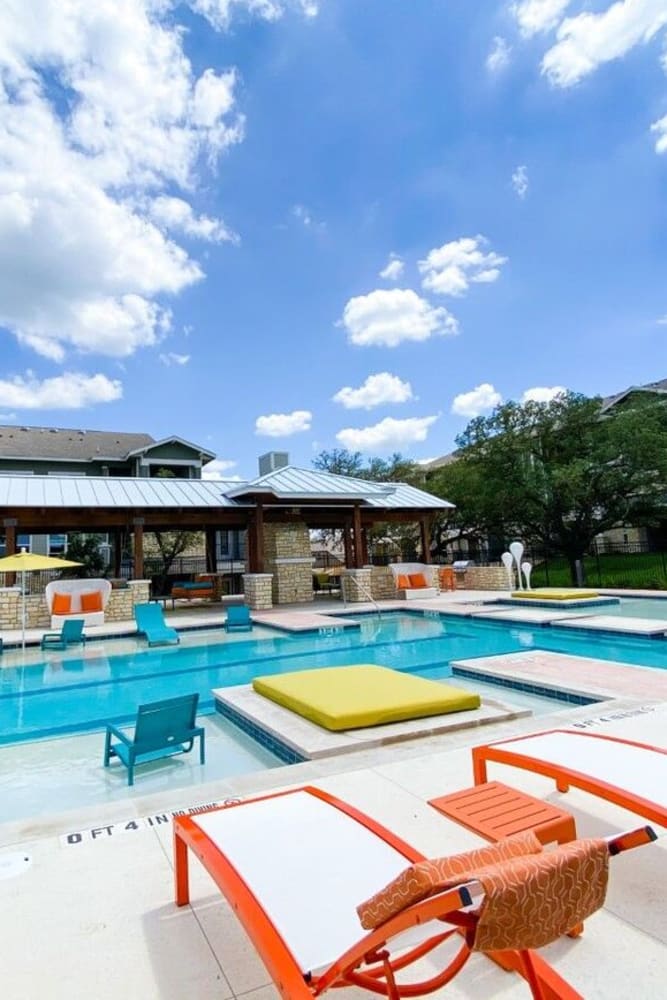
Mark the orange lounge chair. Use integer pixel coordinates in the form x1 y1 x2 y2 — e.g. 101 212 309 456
472 722 667 828
173 785 655 1000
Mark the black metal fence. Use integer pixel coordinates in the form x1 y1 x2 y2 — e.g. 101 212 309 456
434 540 667 590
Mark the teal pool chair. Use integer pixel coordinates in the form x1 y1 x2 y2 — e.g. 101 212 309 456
225 604 253 632
41 618 86 650
135 602 180 646
103 693 205 786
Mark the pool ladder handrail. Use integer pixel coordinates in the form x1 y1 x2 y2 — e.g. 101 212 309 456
342 574 382 620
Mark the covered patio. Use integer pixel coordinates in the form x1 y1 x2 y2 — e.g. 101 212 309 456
0 466 454 628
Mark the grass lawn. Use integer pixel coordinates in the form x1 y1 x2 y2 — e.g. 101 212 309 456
531 552 667 590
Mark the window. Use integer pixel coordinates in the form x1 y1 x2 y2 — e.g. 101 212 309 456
48 534 68 555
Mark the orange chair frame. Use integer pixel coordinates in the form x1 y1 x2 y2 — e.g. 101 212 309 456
173 786 654 1000
472 729 667 828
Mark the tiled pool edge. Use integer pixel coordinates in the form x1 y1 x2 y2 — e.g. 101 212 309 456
451 665 600 706
215 699 307 765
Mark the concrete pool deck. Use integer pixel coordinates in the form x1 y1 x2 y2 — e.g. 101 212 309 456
2 592 667 998
1 697 665 1000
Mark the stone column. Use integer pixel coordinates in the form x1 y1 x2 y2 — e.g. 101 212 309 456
243 573 273 609
341 567 373 602
0 587 21 629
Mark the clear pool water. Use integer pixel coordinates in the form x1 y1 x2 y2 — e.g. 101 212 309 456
0 610 664 746
573 597 667 620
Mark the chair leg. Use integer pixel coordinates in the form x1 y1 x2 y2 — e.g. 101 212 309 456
199 731 205 765
128 755 135 786
103 731 112 766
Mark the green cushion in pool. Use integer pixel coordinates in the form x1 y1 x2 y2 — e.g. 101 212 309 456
252 664 481 731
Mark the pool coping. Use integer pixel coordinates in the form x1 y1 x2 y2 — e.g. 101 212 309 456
212 683 532 762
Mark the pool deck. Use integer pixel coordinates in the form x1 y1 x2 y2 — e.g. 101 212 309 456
1 695 666 1000
2 591 667 998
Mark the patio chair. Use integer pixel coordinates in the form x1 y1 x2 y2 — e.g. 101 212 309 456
103 693 205 786
173 786 657 1000
471 720 667 828
224 604 252 632
41 618 86 650
135 602 180 646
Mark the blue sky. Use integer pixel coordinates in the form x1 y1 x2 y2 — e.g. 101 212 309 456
0 0 666 481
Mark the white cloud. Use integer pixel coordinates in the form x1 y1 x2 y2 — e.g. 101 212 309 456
486 36 512 73
149 197 238 244
159 352 191 366
651 113 667 153
521 385 567 403
202 458 238 479
188 0 317 31
0 412 17 421
0 1 244 361
451 383 502 418
336 415 439 453
541 0 667 88
0 372 122 409
340 288 458 348
512 0 572 37
419 236 508 297
379 254 405 280
255 409 312 436
512 164 529 198
656 313 667 324
332 372 414 410
291 204 326 232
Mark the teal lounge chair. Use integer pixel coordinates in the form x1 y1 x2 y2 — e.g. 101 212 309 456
103 693 205 786
135 602 180 646
225 604 253 632
41 618 86 650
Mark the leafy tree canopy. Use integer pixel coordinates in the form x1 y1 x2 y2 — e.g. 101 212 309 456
427 391 667 577
313 448 420 484
61 533 107 578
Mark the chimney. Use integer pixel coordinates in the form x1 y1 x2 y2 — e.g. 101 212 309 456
259 452 289 476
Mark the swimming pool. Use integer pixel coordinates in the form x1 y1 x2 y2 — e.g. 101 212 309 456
570 596 667 620
0 610 664 745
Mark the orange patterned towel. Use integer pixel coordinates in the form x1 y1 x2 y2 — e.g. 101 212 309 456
468 838 608 951
357 834 609 952
357 830 541 930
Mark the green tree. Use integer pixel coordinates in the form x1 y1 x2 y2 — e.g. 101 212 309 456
150 530 202 595
428 392 667 582
312 449 364 477
61 533 108 578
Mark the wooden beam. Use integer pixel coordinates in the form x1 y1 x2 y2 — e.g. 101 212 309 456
133 518 144 579
352 505 363 568
3 518 16 586
420 515 432 563
113 530 123 577
205 528 217 573
343 519 352 568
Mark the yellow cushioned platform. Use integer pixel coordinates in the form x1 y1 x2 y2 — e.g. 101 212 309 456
511 589 599 601
252 665 481 731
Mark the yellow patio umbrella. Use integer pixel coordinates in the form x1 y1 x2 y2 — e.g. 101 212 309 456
0 548 82 648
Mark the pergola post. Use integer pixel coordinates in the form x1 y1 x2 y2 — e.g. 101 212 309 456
3 518 17 586
113 530 123 577
133 518 144 579
420 516 432 563
352 505 363 569
361 527 369 567
205 528 217 573
247 502 264 573
343 519 353 568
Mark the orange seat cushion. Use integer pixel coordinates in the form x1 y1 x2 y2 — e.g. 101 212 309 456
80 591 103 613
52 592 72 614
396 574 411 589
408 573 428 588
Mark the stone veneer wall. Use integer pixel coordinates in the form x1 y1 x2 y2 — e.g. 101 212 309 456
243 574 273 609
263 523 313 604
341 567 373 602
0 579 151 630
457 566 508 590
370 565 395 600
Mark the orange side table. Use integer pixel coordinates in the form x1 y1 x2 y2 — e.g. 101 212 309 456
438 567 456 592
429 780 576 846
